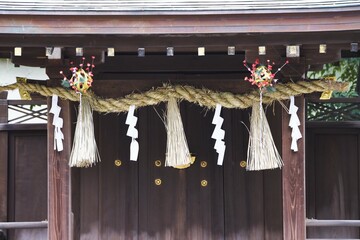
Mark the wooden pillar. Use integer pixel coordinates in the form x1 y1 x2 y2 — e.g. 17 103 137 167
282 96 306 240
48 98 72 240
0 92 8 225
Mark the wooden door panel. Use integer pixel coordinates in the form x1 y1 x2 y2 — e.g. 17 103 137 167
78 103 283 240
224 109 282 240
184 104 224 240
79 113 139 240
8 131 47 240
307 129 360 238
138 103 224 240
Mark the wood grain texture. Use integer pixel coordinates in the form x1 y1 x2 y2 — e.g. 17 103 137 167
282 96 306 240
306 128 360 238
0 94 8 223
75 102 284 239
48 99 72 240
0 12 359 35
8 131 47 240
264 103 283 240
224 109 266 240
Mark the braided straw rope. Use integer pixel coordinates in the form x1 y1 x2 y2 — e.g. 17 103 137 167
0 80 349 113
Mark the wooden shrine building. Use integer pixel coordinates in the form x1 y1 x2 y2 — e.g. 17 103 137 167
0 1 360 239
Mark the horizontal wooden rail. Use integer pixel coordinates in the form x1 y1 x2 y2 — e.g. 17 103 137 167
0 123 47 131
0 221 48 229
307 239 360 240
306 219 360 227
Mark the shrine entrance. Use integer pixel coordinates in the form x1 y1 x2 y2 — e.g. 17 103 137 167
76 103 283 240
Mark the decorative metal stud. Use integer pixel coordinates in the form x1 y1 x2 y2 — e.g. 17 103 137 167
350 42 358 52
107 48 115 57
155 160 162 167
14 47 22 57
75 47 83 57
166 47 174 56
138 48 145 57
155 178 162 185
200 161 207 168
198 47 205 56
258 46 266 55
319 44 327 54
286 45 300 58
114 159 122 167
227 46 235 56
201 180 208 187
240 161 247 168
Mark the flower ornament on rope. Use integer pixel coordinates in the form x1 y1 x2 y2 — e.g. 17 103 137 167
243 59 288 171
243 59 289 92
60 56 95 93
60 56 101 167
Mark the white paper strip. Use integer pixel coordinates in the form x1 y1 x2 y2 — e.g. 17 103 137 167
0 59 48 87
211 104 226 165
288 96 302 152
126 105 139 161
49 95 64 152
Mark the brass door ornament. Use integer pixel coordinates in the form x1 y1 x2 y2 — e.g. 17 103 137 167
201 180 208 187
155 160 162 167
240 161 247 168
155 178 162 186
114 159 122 167
200 161 207 168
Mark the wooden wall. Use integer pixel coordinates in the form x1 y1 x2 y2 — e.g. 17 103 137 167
7 131 48 240
306 127 360 239
74 102 283 240
0 94 48 240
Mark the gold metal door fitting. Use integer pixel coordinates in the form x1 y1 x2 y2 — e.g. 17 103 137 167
114 160 122 167
201 180 208 187
240 161 247 168
200 161 207 168
155 160 162 167
155 178 162 186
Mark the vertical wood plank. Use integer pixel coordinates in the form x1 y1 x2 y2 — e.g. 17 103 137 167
224 108 265 240
0 93 8 225
282 96 306 240
185 104 224 240
264 103 283 240
98 113 138 240
9 131 48 239
79 112 99 240
307 128 360 238
48 99 72 240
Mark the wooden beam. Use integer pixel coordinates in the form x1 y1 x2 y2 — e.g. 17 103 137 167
0 221 48 229
0 32 358 49
306 219 360 227
282 96 306 240
0 123 47 131
0 93 8 226
48 98 72 240
0 11 359 35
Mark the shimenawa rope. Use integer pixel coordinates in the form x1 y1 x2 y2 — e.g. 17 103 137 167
0 80 349 112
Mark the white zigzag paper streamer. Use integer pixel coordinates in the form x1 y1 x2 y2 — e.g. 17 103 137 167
289 96 302 152
126 105 139 161
211 104 226 165
49 95 64 152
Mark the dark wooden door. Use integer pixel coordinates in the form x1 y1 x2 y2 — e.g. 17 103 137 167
306 127 360 238
78 103 283 240
8 130 48 240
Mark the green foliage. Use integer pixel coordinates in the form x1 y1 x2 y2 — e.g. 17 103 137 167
307 58 360 121
307 58 359 98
